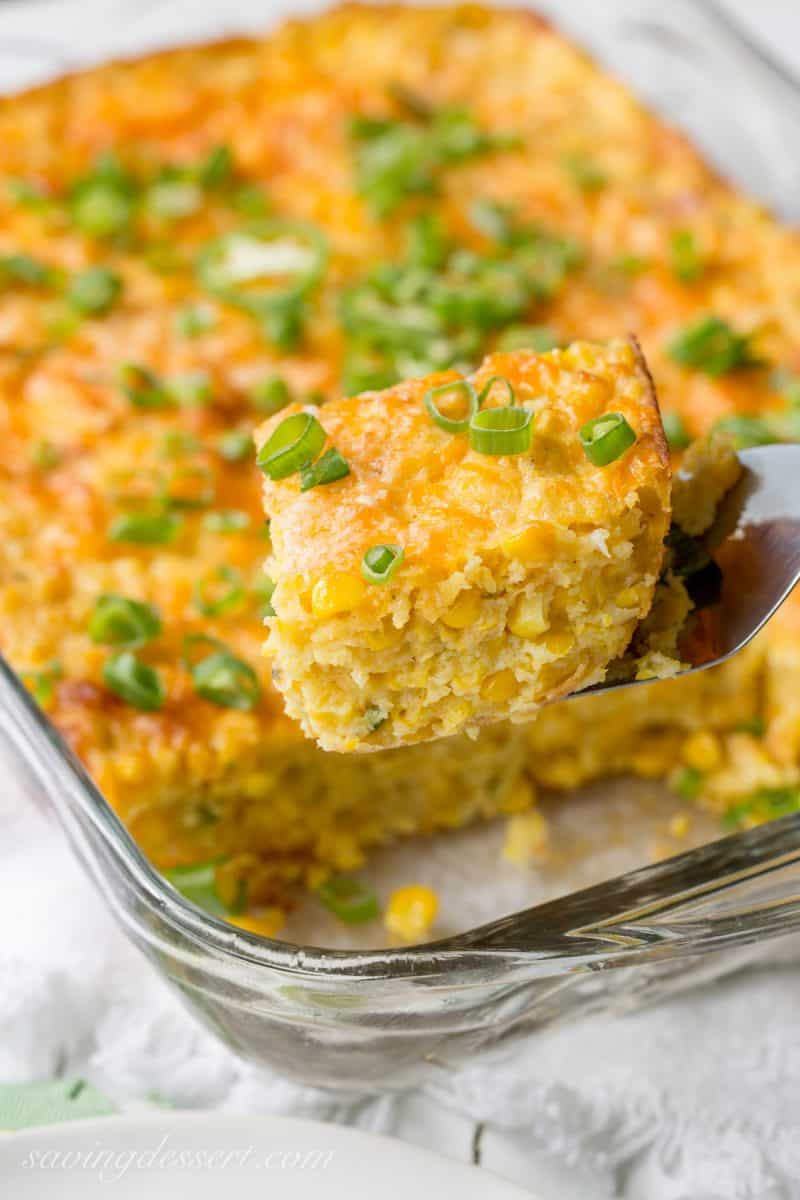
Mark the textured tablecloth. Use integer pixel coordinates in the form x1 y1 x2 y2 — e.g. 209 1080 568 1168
2 2 800 1196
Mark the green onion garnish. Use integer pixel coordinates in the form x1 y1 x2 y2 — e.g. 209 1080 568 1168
102 650 164 711
736 716 766 737
361 544 404 585
710 414 778 449
424 379 479 433
202 509 251 534
300 447 350 491
161 464 215 510
197 144 233 188
31 440 61 470
0 254 54 288
667 315 756 377
469 405 533 456
159 430 201 459
119 363 171 410
232 183 270 218
255 573 277 617
476 374 515 408
188 646 261 711
251 376 291 414
256 411 326 480
496 325 560 353
21 660 62 708
164 860 228 917
69 158 134 238
67 266 122 315
317 875 379 924
89 594 161 647
174 303 215 338
108 512 182 545
145 179 203 221
563 153 608 192
669 229 703 284
193 566 244 617
7 178 50 209
662 410 691 451
217 430 252 462
579 412 636 466
168 370 213 409
196 221 327 317
673 766 703 801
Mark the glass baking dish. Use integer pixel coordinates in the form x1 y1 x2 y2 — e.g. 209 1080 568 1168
4 0 800 1090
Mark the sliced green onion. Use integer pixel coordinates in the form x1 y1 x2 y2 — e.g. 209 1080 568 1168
563 153 607 192
710 414 778 449
145 179 203 221
108 512 182 545
497 324 559 353
102 650 164 710
193 566 244 616
196 221 327 315
181 632 229 670
300 447 350 491
232 183 270 218
159 430 201 459
669 229 703 283
202 509 250 534
365 703 387 731
21 660 62 709
119 363 171 410
469 405 533 455
251 376 291 414
69 160 134 238
67 266 122 315
317 875 379 924
143 243 184 275
0 253 54 288
217 430 252 462
164 860 228 917
256 411 326 480
197 144 233 188
254 573 277 617
361 543 404 585
673 766 703 801
174 303 215 338
667 315 755 377
89 594 161 646
189 648 261 711
406 211 449 268
161 464 215 510
579 412 636 466
31 440 61 470
476 374 515 409
168 370 213 409
737 716 766 737
662 410 691 451
424 379 479 433
7 178 50 209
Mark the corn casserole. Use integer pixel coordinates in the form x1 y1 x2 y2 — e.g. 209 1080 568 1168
2 4 800 933
258 339 671 751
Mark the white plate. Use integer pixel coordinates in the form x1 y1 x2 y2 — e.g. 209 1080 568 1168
0 1111 533 1198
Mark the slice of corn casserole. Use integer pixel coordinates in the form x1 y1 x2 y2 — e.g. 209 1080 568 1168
258 338 671 752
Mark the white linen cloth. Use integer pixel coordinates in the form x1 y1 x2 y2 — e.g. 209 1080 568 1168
2 1 800 1195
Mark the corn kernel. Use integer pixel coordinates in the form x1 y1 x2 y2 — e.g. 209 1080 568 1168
509 593 550 639
615 587 641 609
502 811 549 864
500 776 537 815
544 629 575 656
385 884 439 942
500 522 555 563
668 813 691 838
682 730 723 772
481 668 518 704
229 908 286 938
311 571 366 617
441 588 482 628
